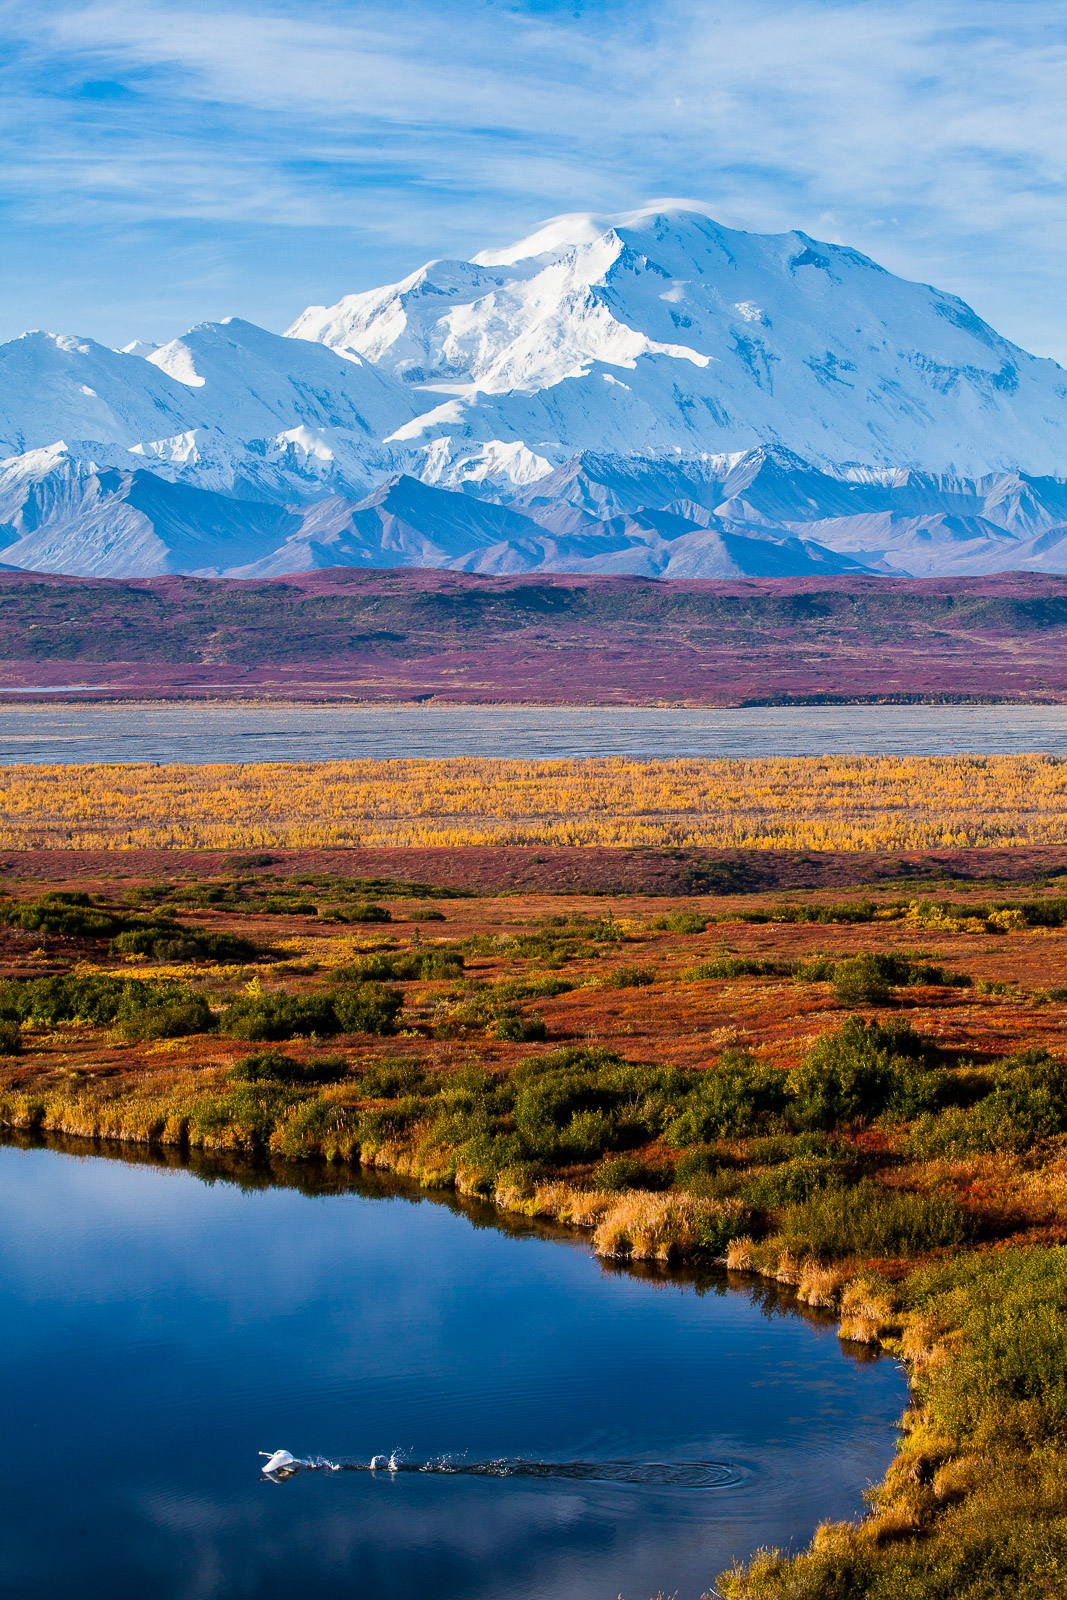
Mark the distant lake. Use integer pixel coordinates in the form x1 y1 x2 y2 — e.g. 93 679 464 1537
1 701 1067 763
1 1142 907 1600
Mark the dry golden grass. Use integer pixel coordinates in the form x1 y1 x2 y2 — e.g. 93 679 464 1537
4 752 1067 851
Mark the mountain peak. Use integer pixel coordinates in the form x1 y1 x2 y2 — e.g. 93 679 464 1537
284 208 1066 479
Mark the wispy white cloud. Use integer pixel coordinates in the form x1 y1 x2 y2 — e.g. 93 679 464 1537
1 0 1066 358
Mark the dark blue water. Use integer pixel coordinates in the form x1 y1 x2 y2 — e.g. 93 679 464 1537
0 1143 907 1600
0 700 1065 762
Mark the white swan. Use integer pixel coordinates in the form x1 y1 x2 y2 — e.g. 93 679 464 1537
260 1449 298 1475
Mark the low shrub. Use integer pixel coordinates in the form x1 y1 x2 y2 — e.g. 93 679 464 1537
744 1157 845 1210
780 1178 969 1258
0 972 213 1036
830 951 969 1006
0 1019 21 1054
507 1047 674 1163
489 975 573 1002
118 995 215 1041
499 932 584 966
319 902 392 924
112 925 257 962
357 1058 431 1099
494 1009 548 1043
906 1045 1067 1156
332 983 405 1035
0 893 129 939
649 912 710 934
770 900 879 925
220 991 341 1041
228 1049 351 1087
908 1245 1067 1447
539 915 623 944
792 956 838 982
662 1051 789 1146
593 1155 670 1192
745 1131 840 1163
331 948 464 982
830 954 895 1006
600 964 656 989
185 1082 298 1149
220 983 402 1041
674 1145 726 1184
685 956 784 980
786 1015 945 1128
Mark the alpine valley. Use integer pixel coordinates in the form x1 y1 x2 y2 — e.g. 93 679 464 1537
5 207 1067 581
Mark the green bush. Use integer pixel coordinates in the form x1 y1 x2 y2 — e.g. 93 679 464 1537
780 1178 969 1258
678 1167 746 1202
600 964 656 988
319 902 392 924
674 1145 726 1184
504 1047 680 1163
906 1046 1067 1156
358 1059 430 1099
0 1019 21 1054
593 1155 670 1191
663 1052 789 1146
494 1009 548 1042
186 1083 297 1148
685 956 783 980
117 995 215 1041
745 1131 840 1163
489 975 573 1002
770 901 879 925
332 983 404 1035
909 1246 1067 1446
792 956 838 982
0 893 128 939
829 952 968 1007
111 925 257 962
228 1049 351 1087
690 1208 753 1255
331 947 464 982
0 972 212 1035
510 1061 628 1160
786 1015 944 1128
500 932 583 966
220 991 340 1041
539 915 622 943
830 953 895 1006
744 1157 845 1210
649 912 710 934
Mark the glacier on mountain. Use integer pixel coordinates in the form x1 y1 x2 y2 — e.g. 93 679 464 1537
2 207 1067 580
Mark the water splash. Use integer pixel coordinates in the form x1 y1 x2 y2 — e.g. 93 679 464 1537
261 1451 743 1489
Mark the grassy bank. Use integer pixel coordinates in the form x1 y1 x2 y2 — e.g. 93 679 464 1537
3 866 1067 1594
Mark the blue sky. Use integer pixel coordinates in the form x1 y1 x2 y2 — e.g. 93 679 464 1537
4 0 1067 359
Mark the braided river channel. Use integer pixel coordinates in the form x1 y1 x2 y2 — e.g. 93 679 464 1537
1 1140 908 1600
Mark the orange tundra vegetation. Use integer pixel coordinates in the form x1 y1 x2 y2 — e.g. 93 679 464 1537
4 855 1067 1596
5 752 1067 851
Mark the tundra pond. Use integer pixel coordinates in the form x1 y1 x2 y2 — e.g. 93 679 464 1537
0 1139 907 1600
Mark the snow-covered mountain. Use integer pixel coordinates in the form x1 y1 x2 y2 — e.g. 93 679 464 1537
3 206 1067 580
291 208 1067 482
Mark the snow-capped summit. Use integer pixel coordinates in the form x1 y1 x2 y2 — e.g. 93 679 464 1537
3 206 1067 581
290 207 1067 478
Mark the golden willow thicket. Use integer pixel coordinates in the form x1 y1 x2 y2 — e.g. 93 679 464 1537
3 754 1067 852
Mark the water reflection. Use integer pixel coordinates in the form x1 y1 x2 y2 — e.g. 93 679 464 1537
1 1136 906 1600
